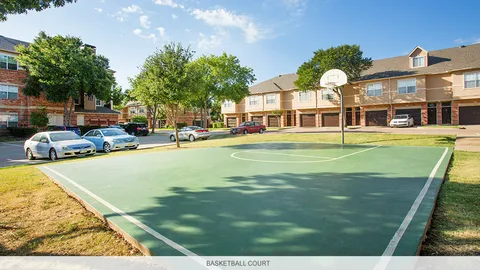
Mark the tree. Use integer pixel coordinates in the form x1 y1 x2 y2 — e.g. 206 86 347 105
271 109 284 127
0 0 77 21
16 31 115 126
130 42 197 147
190 53 255 128
132 115 148 124
295 45 372 91
30 107 49 129
111 84 126 110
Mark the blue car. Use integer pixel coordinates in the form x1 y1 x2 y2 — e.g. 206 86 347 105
82 128 139 153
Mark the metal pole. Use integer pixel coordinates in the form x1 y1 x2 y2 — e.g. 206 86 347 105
339 87 345 145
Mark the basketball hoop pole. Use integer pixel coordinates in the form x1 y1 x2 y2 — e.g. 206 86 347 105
338 86 345 145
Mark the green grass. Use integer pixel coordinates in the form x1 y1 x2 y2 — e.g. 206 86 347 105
421 151 480 255
418 125 462 129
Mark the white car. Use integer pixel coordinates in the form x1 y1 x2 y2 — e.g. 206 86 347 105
169 126 211 142
24 131 96 161
390 114 415 127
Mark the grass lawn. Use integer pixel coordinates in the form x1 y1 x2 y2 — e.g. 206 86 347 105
418 125 463 129
1 132 477 256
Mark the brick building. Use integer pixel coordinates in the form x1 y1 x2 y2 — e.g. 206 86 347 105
0 35 119 130
222 44 480 127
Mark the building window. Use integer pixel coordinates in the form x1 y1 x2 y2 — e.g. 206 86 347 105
0 112 18 128
130 108 136 114
299 91 311 102
321 89 334 100
96 99 101 106
265 94 276 104
0 84 18 100
0 54 18 70
223 100 233 108
412 56 425 68
87 95 94 101
139 107 145 114
398 79 416 94
464 72 480 88
366 83 382 96
248 96 259 106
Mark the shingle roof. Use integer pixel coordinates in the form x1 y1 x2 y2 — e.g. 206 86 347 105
249 44 480 93
75 105 120 114
0 35 30 52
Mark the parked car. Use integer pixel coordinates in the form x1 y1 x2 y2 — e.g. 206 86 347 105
230 121 266 135
390 114 415 127
169 126 210 142
82 128 139 153
123 122 149 136
47 125 81 136
24 131 96 161
108 125 126 133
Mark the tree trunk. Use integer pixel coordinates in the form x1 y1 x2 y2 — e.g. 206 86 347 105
68 98 74 126
200 107 204 128
203 102 208 128
174 104 180 148
63 101 68 126
151 104 158 134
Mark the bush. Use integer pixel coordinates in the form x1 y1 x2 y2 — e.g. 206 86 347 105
7 127 38 138
78 125 102 135
30 107 49 128
211 122 224 128
177 122 187 129
132 115 148 124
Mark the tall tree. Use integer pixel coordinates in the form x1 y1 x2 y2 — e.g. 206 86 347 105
111 84 126 110
129 43 197 147
190 53 255 128
295 45 372 91
0 0 77 21
16 32 115 126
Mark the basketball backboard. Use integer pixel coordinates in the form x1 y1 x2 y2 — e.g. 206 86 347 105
320 69 348 88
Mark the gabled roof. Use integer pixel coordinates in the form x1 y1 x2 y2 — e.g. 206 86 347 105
408 45 428 56
249 73 299 94
0 35 30 53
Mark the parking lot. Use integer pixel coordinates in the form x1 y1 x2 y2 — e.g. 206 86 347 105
0 134 174 168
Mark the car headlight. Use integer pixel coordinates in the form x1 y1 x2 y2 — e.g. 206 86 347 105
113 139 122 143
61 146 69 150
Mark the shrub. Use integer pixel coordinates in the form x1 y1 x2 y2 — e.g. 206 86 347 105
132 115 148 124
177 122 187 129
211 122 224 128
30 107 49 128
7 127 38 138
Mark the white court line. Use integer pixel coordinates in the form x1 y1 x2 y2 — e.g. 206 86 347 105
374 147 449 270
231 146 380 164
246 150 332 159
41 166 213 268
0 142 23 147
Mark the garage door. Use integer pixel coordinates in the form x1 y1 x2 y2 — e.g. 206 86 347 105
300 114 316 127
251 116 263 124
459 106 480 125
268 115 279 127
226 117 236 127
395 108 421 126
366 110 387 126
322 113 339 127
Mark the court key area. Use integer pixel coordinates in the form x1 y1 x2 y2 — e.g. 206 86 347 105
38 142 452 256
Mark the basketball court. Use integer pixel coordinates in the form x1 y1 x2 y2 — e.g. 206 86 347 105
38 142 452 256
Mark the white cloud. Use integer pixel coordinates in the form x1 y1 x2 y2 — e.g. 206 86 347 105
157 27 166 37
454 38 466 44
190 8 265 43
185 28 191 32
154 0 184 9
133 29 156 41
197 32 222 50
172 14 178 19
113 5 143 21
140 15 151 28
283 0 307 16
95 8 103 13
475 39 480 44
454 37 480 45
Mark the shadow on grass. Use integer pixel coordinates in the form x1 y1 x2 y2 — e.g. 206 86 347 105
105 171 435 256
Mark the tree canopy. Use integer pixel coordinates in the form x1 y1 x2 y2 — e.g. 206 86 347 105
16 31 115 125
0 0 77 21
295 45 372 91
129 42 198 146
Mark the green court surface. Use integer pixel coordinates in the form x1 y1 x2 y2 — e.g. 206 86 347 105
38 142 452 256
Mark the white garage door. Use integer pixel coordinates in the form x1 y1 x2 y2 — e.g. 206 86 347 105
77 115 84 126
48 114 64 126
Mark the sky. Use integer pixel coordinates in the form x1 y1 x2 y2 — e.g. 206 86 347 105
1 0 479 89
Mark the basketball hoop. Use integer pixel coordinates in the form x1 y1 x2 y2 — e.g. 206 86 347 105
320 69 348 145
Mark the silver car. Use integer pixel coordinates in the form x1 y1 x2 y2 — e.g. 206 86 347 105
24 131 96 161
169 126 211 142
82 128 139 153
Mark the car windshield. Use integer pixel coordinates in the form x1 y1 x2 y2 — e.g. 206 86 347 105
393 115 408 119
239 122 246 126
49 132 81 142
101 129 126 136
187 126 201 130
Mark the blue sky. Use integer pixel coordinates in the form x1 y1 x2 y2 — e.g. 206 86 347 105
0 0 479 89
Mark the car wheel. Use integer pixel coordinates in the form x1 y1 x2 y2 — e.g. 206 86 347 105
26 148 36 160
202 137 208 140
189 135 195 142
103 142 112 153
130 146 138 150
243 129 248 135
259 129 264 134
49 148 57 161
170 135 176 142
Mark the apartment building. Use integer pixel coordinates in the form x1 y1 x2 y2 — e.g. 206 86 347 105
222 44 480 128
0 35 119 130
